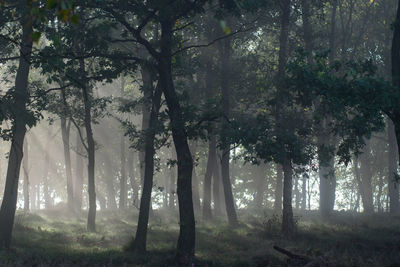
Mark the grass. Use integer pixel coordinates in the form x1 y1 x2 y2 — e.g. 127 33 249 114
0 208 399 266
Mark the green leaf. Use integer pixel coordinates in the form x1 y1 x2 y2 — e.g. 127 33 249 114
71 14 80 24
46 0 57 9
32 31 42 44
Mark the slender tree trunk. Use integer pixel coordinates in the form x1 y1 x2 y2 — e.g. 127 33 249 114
388 120 399 213
23 139 29 211
301 176 307 210
213 155 225 215
254 164 266 209
219 34 238 226
0 17 32 248
74 130 84 211
43 130 51 209
159 20 195 263
359 143 374 213
128 150 138 207
120 76 127 209
61 116 74 212
103 157 117 209
190 142 201 212
274 164 283 211
282 159 294 236
294 176 300 210
79 58 96 232
130 79 162 253
203 136 215 219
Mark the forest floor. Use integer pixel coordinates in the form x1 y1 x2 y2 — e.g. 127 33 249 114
0 208 399 266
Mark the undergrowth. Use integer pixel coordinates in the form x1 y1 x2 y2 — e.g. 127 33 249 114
0 209 398 266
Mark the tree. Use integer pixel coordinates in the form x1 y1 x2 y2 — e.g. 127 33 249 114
0 1 34 248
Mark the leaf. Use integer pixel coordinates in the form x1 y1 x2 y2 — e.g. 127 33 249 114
46 0 57 9
32 31 42 44
71 14 80 24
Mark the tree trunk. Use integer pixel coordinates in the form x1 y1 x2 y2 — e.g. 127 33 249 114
61 116 74 212
301 0 313 63
23 139 29 211
79 58 96 232
219 34 238 227
189 141 201 212
130 73 162 254
388 119 399 213
103 157 117 209
120 76 127 209
0 18 32 248
128 150 138 207
43 130 51 209
74 130 84 211
203 136 215 220
294 176 300 210
213 154 225 215
274 164 283 211
301 176 307 210
254 164 266 209
359 143 374 213
282 159 294 236
159 20 195 264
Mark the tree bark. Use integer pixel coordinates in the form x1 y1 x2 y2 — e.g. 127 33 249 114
159 20 195 263
219 34 238 227
358 143 374 213
203 136 216 220
388 119 399 213
0 17 32 248
130 79 162 253
282 159 294 237
120 76 127 209
189 141 201 212
61 115 74 212
74 129 84 211
103 156 117 209
274 164 283 211
254 164 266 209
23 138 29 211
43 129 51 209
128 150 138 207
79 58 96 232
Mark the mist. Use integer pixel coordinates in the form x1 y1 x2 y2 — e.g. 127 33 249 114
0 0 399 266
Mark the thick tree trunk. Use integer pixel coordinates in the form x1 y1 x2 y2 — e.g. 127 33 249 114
388 120 399 213
130 80 162 253
0 18 32 248
23 139 29 211
219 35 238 226
159 20 195 264
61 116 74 212
203 136 216 219
79 58 96 232
274 164 283 211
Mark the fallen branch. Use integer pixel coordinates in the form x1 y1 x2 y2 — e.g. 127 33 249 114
273 245 311 264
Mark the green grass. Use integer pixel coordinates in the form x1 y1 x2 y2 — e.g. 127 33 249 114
1 209 399 266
